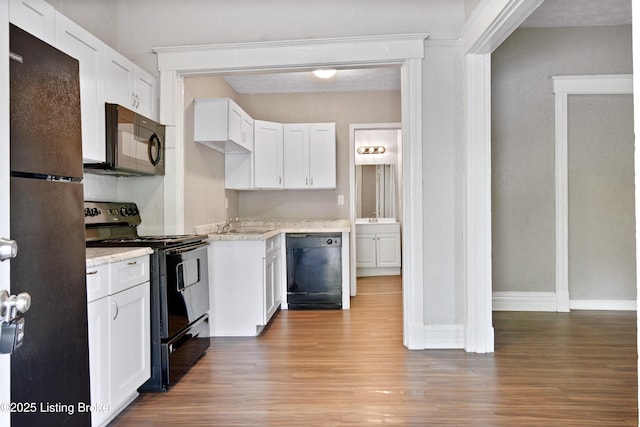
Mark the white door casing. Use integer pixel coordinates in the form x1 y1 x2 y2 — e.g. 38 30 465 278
154 34 427 349
460 0 545 352
552 74 634 312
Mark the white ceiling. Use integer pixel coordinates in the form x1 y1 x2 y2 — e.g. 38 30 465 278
521 0 631 28
223 66 401 95
223 0 631 95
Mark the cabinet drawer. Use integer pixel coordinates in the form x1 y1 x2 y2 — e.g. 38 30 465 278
265 234 281 255
86 264 109 303
109 256 150 295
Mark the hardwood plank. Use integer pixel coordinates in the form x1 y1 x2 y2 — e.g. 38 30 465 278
111 276 637 426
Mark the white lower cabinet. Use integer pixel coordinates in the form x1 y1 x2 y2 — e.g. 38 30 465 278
86 256 150 426
355 223 401 277
210 234 283 336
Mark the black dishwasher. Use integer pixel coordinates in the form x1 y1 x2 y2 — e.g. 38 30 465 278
286 233 342 309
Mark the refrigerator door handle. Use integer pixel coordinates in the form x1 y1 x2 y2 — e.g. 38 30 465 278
0 238 17 262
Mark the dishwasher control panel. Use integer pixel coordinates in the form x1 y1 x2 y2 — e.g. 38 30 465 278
321 237 340 247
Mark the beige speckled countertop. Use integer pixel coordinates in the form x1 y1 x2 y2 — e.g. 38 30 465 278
196 219 351 242
86 247 154 268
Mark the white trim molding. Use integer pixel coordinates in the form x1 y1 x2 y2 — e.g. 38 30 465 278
153 34 427 350
493 292 558 311
424 324 465 349
464 54 495 353
552 74 633 312
493 292 637 311
461 0 544 55
460 0 547 353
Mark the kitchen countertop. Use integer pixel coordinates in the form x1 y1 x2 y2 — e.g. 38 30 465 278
196 219 351 242
86 247 154 268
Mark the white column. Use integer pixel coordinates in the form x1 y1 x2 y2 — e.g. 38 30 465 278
464 53 494 353
402 57 425 349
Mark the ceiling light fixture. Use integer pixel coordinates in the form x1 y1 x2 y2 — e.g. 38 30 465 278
312 69 337 79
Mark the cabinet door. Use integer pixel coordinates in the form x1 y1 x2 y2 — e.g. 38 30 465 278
356 233 377 268
87 297 111 427
376 233 401 267
264 252 276 324
308 123 336 188
226 100 253 152
283 124 310 188
105 46 135 109
55 11 105 163
9 0 55 43
254 120 283 188
134 67 157 120
264 250 281 323
110 282 150 409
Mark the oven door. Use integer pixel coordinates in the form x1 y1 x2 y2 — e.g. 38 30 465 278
161 241 210 338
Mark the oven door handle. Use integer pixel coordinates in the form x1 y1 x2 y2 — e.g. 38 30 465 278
164 241 208 255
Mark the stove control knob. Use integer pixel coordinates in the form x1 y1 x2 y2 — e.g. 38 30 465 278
85 208 101 217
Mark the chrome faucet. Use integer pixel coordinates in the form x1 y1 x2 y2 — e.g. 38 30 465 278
219 217 240 233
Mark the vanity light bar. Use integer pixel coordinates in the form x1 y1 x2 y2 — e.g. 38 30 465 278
357 146 386 155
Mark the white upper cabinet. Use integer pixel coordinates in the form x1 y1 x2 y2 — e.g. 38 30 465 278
283 123 336 189
54 11 105 163
308 123 337 189
104 46 157 121
283 124 309 189
194 98 254 153
9 0 55 44
254 120 284 189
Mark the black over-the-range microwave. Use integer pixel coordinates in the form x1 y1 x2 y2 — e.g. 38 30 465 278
84 103 165 176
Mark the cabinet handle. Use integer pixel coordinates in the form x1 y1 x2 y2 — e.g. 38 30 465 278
86 270 98 275
112 300 119 320
132 93 136 107
305 178 308 186
279 176 282 184
311 177 314 186
127 261 137 266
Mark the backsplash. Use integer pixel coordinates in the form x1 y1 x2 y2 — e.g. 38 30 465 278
83 173 165 235
83 173 118 201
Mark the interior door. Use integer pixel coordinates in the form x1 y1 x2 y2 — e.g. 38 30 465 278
1 3 12 426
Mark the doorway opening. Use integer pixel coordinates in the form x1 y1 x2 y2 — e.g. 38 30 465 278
155 33 426 348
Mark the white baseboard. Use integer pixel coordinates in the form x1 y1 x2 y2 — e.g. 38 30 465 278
492 291 557 311
423 324 464 349
492 291 638 312
570 299 637 311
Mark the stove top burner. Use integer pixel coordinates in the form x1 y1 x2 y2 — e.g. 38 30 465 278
84 201 207 249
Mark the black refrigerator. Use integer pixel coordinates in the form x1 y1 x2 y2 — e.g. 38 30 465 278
9 24 91 426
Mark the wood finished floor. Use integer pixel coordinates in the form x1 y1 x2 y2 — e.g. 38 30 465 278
111 276 638 426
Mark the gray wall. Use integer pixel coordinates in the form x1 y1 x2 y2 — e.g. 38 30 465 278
491 26 634 301
568 94 636 300
183 76 242 232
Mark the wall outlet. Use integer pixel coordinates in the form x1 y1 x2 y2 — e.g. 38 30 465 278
337 195 344 205
225 197 229 209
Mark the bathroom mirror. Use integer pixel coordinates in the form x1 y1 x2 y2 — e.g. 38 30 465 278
356 164 397 219
353 126 400 221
